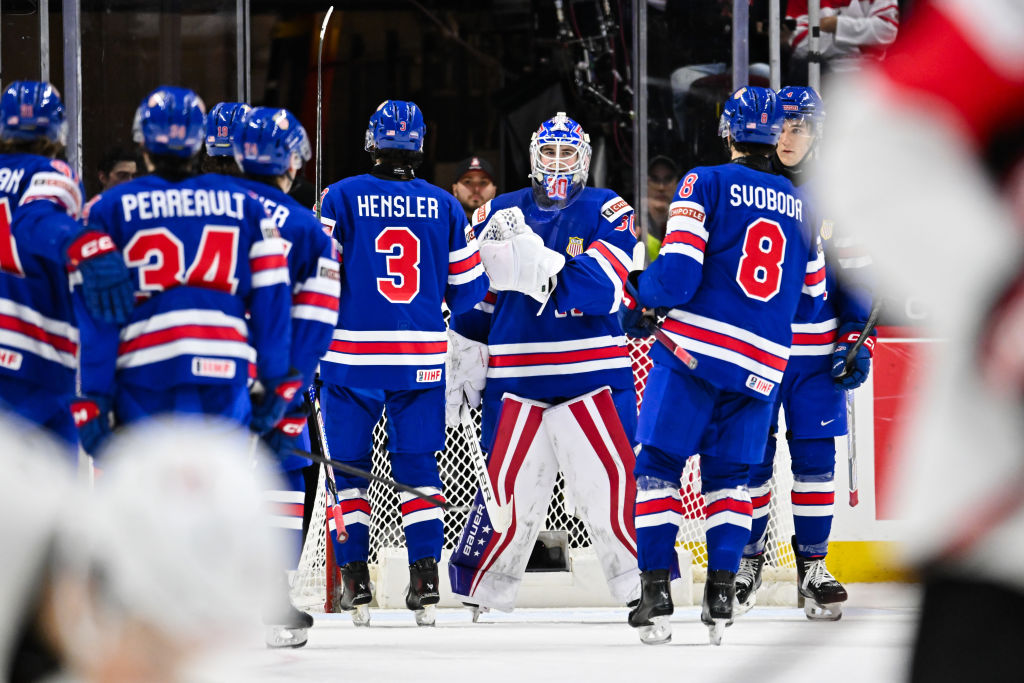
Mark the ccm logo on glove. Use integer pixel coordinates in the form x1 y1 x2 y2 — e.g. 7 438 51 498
67 231 117 266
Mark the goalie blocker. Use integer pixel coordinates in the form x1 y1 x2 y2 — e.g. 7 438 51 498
449 388 640 611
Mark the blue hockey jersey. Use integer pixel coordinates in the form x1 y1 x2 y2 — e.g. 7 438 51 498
318 173 487 390
451 187 638 402
0 154 88 394
79 173 293 398
638 161 825 401
232 177 340 385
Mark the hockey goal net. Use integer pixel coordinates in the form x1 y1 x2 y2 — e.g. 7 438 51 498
291 338 798 611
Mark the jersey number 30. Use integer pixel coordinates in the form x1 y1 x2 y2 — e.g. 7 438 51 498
375 227 421 304
736 218 785 301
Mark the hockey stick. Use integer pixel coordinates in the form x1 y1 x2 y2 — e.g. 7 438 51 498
460 402 513 534
835 301 882 507
305 382 349 542
651 326 698 370
313 5 334 221
289 445 454 512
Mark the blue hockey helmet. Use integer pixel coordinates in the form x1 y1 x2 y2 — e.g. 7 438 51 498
233 107 311 177
205 102 252 157
0 81 67 144
529 112 592 211
777 86 825 137
132 86 207 158
718 87 783 146
364 100 425 153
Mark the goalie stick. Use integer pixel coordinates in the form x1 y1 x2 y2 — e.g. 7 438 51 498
834 301 882 507
314 6 334 221
305 382 349 542
460 402 513 534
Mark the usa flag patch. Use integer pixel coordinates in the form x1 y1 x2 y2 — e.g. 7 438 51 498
566 236 584 257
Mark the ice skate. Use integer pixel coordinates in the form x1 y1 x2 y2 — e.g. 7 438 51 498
339 561 373 627
405 557 441 627
264 604 314 648
627 569 673 645
793 537 847 621
701 569 736 646
462 602 490 622
734 554 765 617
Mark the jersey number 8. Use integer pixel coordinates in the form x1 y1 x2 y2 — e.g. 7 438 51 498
736 218 785 301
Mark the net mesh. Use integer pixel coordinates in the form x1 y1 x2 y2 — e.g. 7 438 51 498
293 337 797 611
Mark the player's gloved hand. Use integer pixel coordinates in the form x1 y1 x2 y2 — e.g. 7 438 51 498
71 394 114 456
830 323 876 390
67 230 134 325
262 405 310 460
479 208 565 302
445 328 488 427
619 270 658 339
251 370 305 435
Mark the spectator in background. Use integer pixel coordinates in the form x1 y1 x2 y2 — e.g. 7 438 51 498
95 144 139 194
786 0 899 83
645 155 680 263
451 155 497 221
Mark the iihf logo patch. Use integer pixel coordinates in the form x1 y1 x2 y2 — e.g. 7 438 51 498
566 236 584 257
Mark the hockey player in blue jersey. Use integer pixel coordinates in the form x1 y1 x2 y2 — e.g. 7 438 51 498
445 112 641 616
317 100 488 627
74 86 297 455
733 86 874 621
621 87 826 645
201 101 250 174
0 81 133 451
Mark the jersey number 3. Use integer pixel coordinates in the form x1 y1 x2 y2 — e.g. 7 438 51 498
375 227 421 304
736 218 785 301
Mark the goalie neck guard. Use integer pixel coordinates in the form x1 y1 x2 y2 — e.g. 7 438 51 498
529 112 591 211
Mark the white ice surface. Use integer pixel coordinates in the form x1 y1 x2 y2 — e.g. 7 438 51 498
196 584 919 683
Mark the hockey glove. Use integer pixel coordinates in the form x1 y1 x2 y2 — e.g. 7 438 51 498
67 231 134 325
618 270 658 339
445 328 488 427
71 394 114 456
251 371 305 435
262 405 311 461
830 323 876 390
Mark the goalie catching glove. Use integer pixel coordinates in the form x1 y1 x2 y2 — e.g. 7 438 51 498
445 328 488 427
478 207 565 303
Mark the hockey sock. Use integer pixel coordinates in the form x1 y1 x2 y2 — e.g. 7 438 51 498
634 471 683 573
789 438 836 557
743 479 772 557
334 487 371 565
701 457 752 573
400 485 445 563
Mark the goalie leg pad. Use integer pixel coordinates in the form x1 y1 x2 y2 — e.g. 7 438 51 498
449 393 557 611
543 387 640 604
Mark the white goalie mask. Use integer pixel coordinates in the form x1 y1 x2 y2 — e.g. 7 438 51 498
529 112 592 211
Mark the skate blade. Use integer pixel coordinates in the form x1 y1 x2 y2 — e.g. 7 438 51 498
265 626 309 649
804 600 843 621
463 603 489 623
414 604 437 627
637 615 672 645
707 619 728 646
349 604 371 627
733 592 757 618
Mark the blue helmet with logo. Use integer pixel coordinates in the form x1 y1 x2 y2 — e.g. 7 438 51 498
364 100 425 153
233 106 311 177
777 86 825 137
205 102 251 157
718 86 783 146
132 86 207 158
529 112 592 211
0 81 67 144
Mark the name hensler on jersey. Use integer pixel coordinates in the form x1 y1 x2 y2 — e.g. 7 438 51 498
119 189 248 222
356 194 439 219
728 183 803 220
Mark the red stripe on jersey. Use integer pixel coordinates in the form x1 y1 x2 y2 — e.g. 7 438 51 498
663 230 707 252
706 497 753 517
329 340 447 355
636 497 683 516
877 14 899 29
751 492 771 509
449 251 482 275
341 498 371 515
791 28 808 47
118 324 247 355
271 502 305 518
791 491 835 506
484 290 498 304
401 496 446 516
293 291 340 311
588 241 628 283
0 313 77 354
488 344 627 368
792 330 838 346
250 254 288 272
662 319 787 371
805 267 826 286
